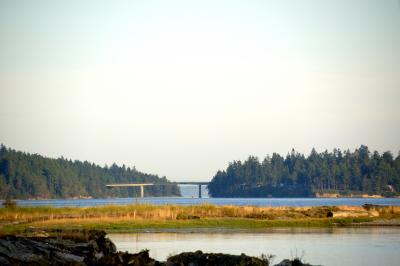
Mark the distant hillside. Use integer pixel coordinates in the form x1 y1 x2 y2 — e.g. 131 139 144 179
208 145 400 198
0 145 180 199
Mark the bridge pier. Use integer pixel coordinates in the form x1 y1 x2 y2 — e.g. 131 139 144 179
140 185 144 198
198 184 202 198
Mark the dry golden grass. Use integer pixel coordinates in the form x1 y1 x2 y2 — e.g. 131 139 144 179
1 203 399 234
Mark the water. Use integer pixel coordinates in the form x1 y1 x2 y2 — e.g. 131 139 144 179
108 228 400 266
7 185 400 207
10 197 400 208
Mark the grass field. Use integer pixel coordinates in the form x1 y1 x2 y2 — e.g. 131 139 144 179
1 204 399 234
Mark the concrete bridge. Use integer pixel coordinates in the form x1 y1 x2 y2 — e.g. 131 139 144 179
105 182 209 198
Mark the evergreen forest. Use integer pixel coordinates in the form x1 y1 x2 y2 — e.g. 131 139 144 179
208 145 400 197
0 145 180 199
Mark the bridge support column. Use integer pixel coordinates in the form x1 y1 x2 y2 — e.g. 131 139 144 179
198 184 202 198
140 185 144 198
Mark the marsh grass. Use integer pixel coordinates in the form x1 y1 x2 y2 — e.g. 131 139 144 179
0 204 398 234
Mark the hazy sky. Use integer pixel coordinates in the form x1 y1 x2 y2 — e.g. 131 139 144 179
1 0 399 181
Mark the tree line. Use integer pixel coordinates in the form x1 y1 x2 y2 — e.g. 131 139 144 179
0 145 180 199
208 145 400 197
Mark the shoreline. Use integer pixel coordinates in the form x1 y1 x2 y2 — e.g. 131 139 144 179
104 222 400 234
6 194 400 201
0 229 315 266
1 204 400 234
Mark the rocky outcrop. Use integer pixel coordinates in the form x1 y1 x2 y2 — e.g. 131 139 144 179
0 230 316 266
274 259 314 266
99 250 162 266
0 230 116 266
166 250 269 266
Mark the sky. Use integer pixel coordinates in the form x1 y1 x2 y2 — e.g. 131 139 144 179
1 0 400 181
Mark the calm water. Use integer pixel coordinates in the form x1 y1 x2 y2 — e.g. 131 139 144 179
10 197 400 208
108 228 400 266
7 185 400 207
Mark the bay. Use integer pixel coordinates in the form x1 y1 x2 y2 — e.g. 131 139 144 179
8 185 400 208
10 197 400 208
108 227 400 266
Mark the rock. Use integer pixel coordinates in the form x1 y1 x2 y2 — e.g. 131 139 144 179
98 250 163 266
166 250 269 266
0 230 160 266
275 259 292 266
52 251 86 265
274 259 315 266
0 230 114 265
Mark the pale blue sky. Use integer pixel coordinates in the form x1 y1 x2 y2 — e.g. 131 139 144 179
1 0 399 181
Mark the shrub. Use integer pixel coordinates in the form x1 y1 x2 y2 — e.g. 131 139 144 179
2 199 17 208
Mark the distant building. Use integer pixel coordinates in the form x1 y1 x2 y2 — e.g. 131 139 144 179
387 185 395 192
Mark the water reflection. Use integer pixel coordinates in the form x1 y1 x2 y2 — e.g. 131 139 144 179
108 227 400 266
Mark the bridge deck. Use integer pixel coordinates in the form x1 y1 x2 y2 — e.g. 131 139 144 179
175 182 209 185
106 183 154 187
105 182 209 198
106 182 209 186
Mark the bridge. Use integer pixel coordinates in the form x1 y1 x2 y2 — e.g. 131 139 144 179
106 182 209 198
